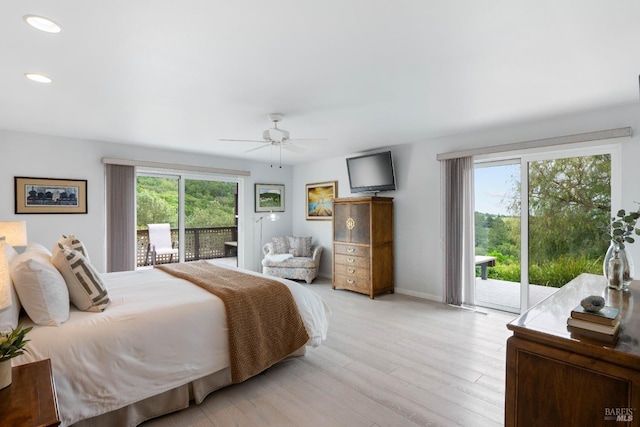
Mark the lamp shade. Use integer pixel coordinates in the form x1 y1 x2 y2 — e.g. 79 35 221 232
268 211 280 221
0 237 11 311
0 221 27 247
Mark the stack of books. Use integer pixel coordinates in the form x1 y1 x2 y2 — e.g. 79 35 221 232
567 304 621 342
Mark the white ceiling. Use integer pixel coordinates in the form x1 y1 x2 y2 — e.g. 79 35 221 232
1 1 639 165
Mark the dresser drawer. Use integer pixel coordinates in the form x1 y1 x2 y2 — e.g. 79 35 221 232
334 244 369 258
334 253 369 268
334 274 369 291
334 263 370 279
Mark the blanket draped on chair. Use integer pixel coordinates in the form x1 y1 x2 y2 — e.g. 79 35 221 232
157 261 309 383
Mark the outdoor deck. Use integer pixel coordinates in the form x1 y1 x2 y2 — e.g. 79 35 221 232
475 277 559 313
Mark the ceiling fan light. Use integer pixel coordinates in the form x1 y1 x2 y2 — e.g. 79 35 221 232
264 128 288 143
24 15 61 33
25 73 53 83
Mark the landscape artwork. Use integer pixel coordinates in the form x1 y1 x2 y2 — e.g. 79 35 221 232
15 177 87 214
306 181 337 221
255 184 285 212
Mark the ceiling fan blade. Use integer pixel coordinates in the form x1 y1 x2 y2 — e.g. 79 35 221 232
282 144 305 153
219 138 266 143
244 144 271 153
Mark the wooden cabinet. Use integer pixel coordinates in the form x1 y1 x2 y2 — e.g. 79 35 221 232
0 359 60 426
505 274 640 426
332 196 394 298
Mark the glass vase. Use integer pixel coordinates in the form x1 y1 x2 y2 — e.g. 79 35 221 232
603 241 634 289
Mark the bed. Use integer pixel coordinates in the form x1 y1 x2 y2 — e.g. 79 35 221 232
9 251 330 427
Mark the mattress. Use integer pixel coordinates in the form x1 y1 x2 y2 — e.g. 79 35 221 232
12 264 330 426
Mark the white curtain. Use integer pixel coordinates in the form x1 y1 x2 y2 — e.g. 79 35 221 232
442 157 476 306
105 164 136 272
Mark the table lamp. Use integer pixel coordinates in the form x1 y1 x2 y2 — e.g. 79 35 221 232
0 221 27 253
0 237 11 311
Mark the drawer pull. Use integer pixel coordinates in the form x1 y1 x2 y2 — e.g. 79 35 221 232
347 247 355 253
347 268 355 274
347 258 355 263
347 279 354 284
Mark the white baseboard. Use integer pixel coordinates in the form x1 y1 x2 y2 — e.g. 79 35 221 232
318 274 443 303
394 287 443 303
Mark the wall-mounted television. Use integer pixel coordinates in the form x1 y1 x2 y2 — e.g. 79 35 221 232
346 150 396 194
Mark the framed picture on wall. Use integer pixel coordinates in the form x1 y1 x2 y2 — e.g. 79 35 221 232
255 183 285 212
15 176 88 214
306 181 337 220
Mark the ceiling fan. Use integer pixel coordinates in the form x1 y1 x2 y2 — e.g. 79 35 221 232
219 113 326 167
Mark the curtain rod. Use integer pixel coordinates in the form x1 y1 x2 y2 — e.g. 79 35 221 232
436 127 632 161
101 157 251 177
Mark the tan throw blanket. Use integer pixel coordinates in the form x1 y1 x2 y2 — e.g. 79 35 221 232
157 261 309 383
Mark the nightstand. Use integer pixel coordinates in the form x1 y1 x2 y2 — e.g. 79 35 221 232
0 359 60 426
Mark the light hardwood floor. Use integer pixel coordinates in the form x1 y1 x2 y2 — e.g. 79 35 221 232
143 278 517 427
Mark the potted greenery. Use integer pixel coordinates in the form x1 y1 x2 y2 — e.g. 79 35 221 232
600 206 640 289
0 325 33 389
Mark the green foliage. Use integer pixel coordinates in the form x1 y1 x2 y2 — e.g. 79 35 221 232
527 256 603 288
0 325 32 362
481 253 603 288
598 206 640 249
474 212 520 259
136 177 236 229
523 155 611 261
137 189 177 228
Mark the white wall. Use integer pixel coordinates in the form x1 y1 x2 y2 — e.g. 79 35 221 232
293 102 640 301
3 102 639 301
0 130 294 273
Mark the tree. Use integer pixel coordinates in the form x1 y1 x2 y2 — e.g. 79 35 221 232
475 212 489 254
136 189 177 228
508 155 611 263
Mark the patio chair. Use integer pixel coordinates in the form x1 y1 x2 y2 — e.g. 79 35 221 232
146 223 178 266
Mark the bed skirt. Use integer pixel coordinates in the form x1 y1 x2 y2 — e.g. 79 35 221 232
72 346 306 427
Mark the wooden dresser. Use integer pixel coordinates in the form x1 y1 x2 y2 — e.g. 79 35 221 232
505 274 640 426
332 196 394 298
0 359 60 426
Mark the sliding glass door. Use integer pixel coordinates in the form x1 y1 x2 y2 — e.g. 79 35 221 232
474 161 521 312
475 146 616 313
136 174 179 267
136 171 240 269
184 179 238 265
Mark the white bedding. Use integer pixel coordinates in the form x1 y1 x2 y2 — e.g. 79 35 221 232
13 264 330 427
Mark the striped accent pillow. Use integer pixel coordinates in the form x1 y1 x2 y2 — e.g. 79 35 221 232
55 235 90 260
289 236 313 257
52 243 110 312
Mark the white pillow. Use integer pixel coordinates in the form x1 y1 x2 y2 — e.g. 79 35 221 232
10 242 70 326
52 243 110 312
0 244 21 332
53 235 90 261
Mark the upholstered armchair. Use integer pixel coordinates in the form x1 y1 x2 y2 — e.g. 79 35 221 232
261 236 322 284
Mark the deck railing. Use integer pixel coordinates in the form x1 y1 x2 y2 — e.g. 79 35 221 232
136 226 237 266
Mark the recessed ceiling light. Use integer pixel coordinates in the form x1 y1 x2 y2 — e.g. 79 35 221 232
23 14 61 33
24 73 53 84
